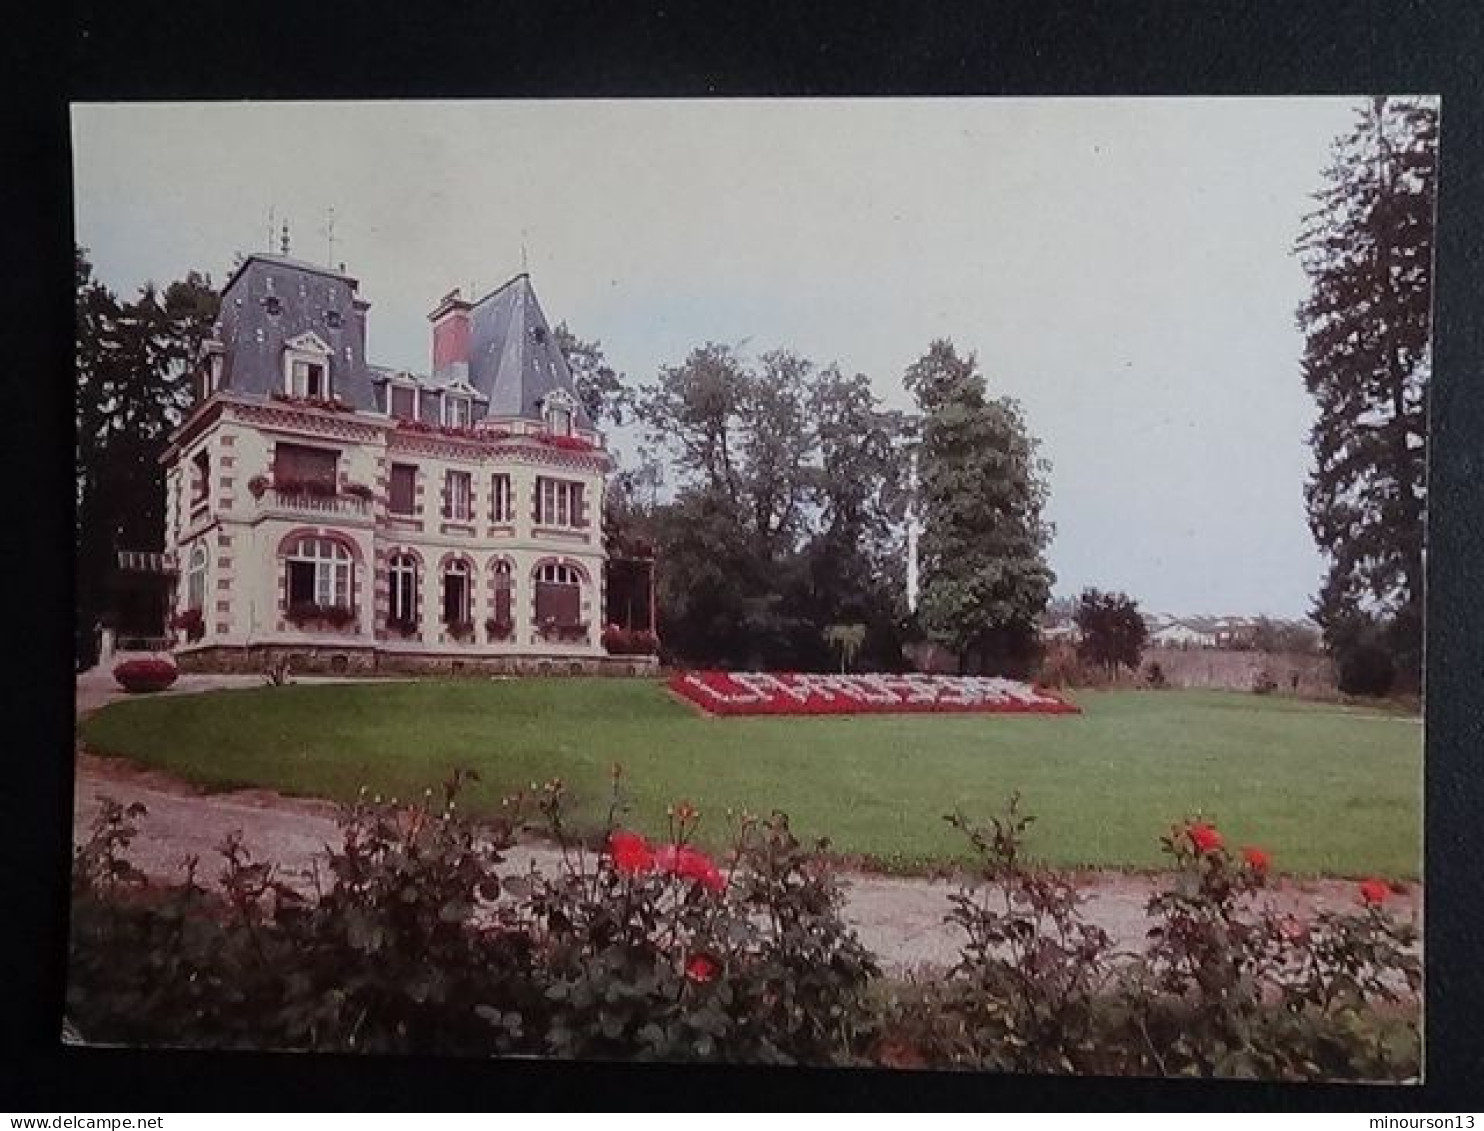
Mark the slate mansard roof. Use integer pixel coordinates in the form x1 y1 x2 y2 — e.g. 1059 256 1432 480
461 274 594 431
211 254 590 429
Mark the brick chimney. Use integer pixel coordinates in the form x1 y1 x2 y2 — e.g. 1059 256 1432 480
428 288 472 374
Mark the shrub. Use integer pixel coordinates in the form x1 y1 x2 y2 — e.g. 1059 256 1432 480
67 778 1418 1079
1145 660 1168 689
601 624 659 656
263 656 292 686
170 607 205 643
112 657 178 694
342 481 375 502
1036 640 1085 688
484 617 513 641
247 474 271 499
68 771 877 1064
445 619 476 642
1252 668 1279 695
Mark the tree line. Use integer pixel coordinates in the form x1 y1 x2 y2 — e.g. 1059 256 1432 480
74 249 218 665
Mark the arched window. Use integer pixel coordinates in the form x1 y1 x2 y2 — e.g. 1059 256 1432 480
389 552 418 626
187 543 208 611
534 561 583 626
286 536 353 608
443 558 473 628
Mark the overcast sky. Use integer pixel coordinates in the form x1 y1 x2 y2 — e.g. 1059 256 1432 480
72 97 1367 619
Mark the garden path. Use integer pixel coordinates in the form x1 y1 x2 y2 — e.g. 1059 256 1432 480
74 672 1423 975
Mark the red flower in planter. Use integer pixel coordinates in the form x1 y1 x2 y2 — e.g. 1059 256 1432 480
607 830 654 875
1188 821 1224 854
1241 846 1271 874
656 844 726 892
685 953 719 983
113 657 179 694
1359 878 1391 906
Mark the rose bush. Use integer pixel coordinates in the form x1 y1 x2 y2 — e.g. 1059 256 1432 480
67 774 1417 1079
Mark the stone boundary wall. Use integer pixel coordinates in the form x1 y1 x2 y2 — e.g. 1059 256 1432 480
1143 646 1335 696
177 645 657 678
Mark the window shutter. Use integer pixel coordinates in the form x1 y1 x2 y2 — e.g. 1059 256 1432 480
441 472 450 519
573 483 587 528
533 476 544 524
495 582 512 624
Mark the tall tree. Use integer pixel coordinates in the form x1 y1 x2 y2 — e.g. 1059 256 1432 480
74 248 219 663
1074 588 1148 676
906 339 1055 676
1296 97 1437 694
638 345 907 669
554 322 631 427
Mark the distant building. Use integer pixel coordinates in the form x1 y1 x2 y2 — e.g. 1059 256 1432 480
1148 620 1218 649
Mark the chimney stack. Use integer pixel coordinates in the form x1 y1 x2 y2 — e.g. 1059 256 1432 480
429 288 472 375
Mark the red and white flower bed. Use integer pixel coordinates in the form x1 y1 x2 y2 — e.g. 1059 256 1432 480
669 671 1079 717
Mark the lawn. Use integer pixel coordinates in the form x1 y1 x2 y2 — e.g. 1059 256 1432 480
79 680 1423 878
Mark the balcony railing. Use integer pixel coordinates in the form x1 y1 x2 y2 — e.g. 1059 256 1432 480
264 489 371 519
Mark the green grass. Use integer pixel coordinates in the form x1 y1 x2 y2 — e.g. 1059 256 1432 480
79 680 1423 878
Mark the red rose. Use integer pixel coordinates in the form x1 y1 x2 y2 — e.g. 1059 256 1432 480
655 844 726 893
685 954 718 983
607 829 654 875
1241 846 1271 874
1188 821 1224 854
1358 878 1391 906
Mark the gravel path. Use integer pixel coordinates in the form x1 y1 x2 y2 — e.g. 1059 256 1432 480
74 670 1423 976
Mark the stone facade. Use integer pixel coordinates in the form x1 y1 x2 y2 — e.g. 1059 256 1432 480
160 253 655 676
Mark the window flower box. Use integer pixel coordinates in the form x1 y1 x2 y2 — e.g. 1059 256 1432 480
484 617 514 642
170 607 205 643
113 657 179 694
271 390 352 413
537 619 589 644
273 475 338 499
445 619 476 643
286 602 357 631
386 616 419 639
543 433 597 452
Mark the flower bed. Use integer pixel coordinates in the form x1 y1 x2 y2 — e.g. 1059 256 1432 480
602 624 659 656
670 671 1079 716
112 657 179 694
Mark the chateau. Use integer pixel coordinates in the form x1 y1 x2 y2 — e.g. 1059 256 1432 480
159 251 655 675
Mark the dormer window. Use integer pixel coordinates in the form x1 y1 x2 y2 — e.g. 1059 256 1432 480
325 310 344 329
263 296 283 316
543 389 576 436
281 331 335 401
389 383 419 422
444 393 472 429
291 360 327 399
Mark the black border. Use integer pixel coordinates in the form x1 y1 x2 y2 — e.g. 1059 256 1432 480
6 0 1483 1110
